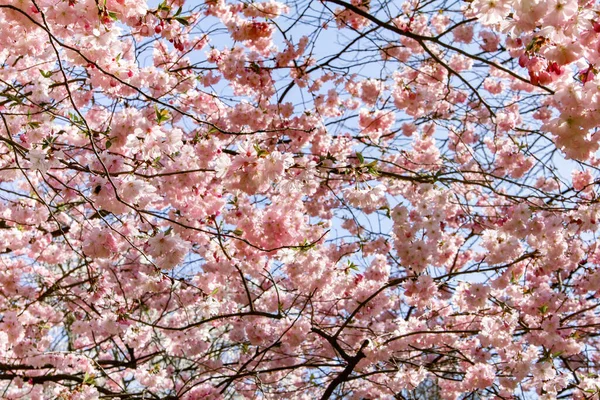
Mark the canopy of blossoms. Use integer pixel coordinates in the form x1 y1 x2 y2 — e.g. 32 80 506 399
0 0 599 399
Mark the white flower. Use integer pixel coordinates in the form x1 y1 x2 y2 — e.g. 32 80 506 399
472 0 512 25
198 297 219 318
27 149 48 173
49 150 65 169
262 151 293 182
212 153 231 179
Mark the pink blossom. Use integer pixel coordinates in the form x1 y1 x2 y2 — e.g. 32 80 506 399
358 109 395 141
472 0 511 25
358 79 383 106
463 363 496 390
3 0 600 398
544 0 578 26
572 169 594 191
27 149 48 173
480 30 500 51
83 228 119 259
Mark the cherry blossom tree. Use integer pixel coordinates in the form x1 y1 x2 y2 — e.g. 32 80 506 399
0 0 600 398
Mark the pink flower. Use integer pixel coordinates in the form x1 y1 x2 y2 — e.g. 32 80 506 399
472 0 511 25
455 282 490 310
343 184 387 214
27 149 48 173
147 232 190 269
452 24 474 43
483 78 503 94
463 363 496 390
572 169 594 191
0 311 23 342
358 109 395 141
358 79 383 106
83 228 119 259
480 30 500 51
543 0 578 26
212 154 232 178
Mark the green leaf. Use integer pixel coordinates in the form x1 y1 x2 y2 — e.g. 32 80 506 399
149 364 160 374
241 343 250 354
364 160 379 176
249 61 261 73
90 210 111 219
325 152 338 162
380 206 391 218
41 136 56 149
253 143 268 157
155 106 170 124
510 271 519 284
105 139 112 149
232 229 243 236
39 69 53 78
295 238 316 252
347 261 359 271
157 1 170 11
174 17 190 26
68 112 82 124
83 372 96 385
356 152 364 165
